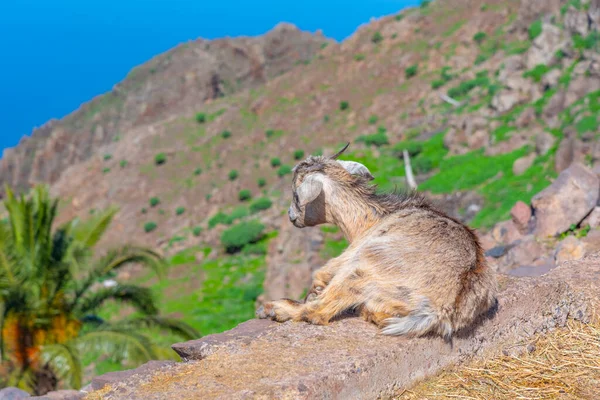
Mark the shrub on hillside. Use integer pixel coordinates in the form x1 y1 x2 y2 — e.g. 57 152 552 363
220 220 265 253
226 206 249 224
238 189 252 201
473 32 487 44
228 169 239 181
192 226 203 237
405 65 418 79
103 154 112 161
371 31 383 44
149 197 160 207
368 115 378 125
270 157 281 168
339 101 349 111
293 149 305 160
176 207 186 216
277 165 293 177
257 177 266 187
250 197 273 214
209 212 229 229
528 19 542 40
194 167 202 176
144 222 157 233
221 130 231 139
154 153 167 165
195 112 206 124
120 160 128 168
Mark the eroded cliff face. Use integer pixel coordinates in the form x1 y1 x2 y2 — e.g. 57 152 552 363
0 23 330 195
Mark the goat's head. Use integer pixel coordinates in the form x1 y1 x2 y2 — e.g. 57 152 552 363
287 143 374 228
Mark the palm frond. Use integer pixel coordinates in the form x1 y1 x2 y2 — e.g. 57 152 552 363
76 327 156 364
74 284 158 316
69 207 119 248
71 246 165 310
112 316 200 341
40 343 82 389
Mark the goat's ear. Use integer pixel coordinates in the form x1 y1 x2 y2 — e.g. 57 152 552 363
337 160 374 181
296 174 324 206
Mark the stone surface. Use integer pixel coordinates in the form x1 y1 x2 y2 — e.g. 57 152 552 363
491 220 523 244
564 6 590 37
31 390 84 400
526 23 567 69
512 153 536 176
510 201 532 232
535 130 556 156
495 235 547 274
582 229 600 254
532 163 599 237
555 236 586 263
554 136 576 173
84 254 600 399
581 207 600 228
0 388 30 400
90 360 177 391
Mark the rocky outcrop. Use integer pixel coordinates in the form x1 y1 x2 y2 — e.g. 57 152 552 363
0 24 331 195
260 214 325 303
80 254 600 399
532 163 599 237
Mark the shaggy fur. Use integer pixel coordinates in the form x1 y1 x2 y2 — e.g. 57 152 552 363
256 148 497 340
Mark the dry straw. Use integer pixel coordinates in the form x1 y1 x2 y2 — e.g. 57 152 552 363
397 319 600 400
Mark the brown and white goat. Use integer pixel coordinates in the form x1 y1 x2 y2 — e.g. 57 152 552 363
256 144 497 339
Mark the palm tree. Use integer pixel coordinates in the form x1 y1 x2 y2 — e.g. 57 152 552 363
0 185 199 395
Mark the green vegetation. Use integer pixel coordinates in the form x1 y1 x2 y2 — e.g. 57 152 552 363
208 212 229 229
102 167 110 174
340 101 350 111
368 115 379 125
144 221 158 233
194 167 202 176
523 64 551 83
528 20 542 41
473 31 487 44
221 220 265 253
228 169 239 181
431 66 454 89
420 0 431 8
293 149 305 160
192 226 203 237
250 197 273 214
447 74 490 99
405 64 418 79
221 130 232 139
356 127 390 147
238 189 252 201
265 129 284 139
395 14 404 21
154 153 167 165
149 197 160 207
0 186 197 393
195 112 206 124
371 31 384 44
257 177 267 187
354 54 366 61
576 115 598 135
103 154 112 161
270 157 281 168
277 165 293 177
175 207 186 216
120 160 128 168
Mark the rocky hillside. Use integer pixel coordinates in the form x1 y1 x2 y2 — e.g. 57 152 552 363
1 0 600 388
0 23 330 194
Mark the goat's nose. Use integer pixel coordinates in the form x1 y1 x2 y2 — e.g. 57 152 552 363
288 208 297 222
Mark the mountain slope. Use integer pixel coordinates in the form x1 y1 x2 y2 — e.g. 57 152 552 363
0 23 330 194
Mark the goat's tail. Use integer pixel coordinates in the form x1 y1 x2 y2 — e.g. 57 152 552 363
381 299 452 340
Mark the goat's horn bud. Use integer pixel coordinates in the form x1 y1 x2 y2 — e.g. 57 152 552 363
330 143 350 160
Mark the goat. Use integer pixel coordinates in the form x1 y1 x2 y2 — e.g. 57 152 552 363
256 144 497 340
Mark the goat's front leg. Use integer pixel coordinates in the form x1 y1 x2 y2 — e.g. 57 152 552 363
257 275 361 325
304 257 344 302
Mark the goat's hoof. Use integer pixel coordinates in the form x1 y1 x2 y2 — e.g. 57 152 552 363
256 303 275 319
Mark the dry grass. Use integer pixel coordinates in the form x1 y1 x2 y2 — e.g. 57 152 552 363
397 319 600 400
